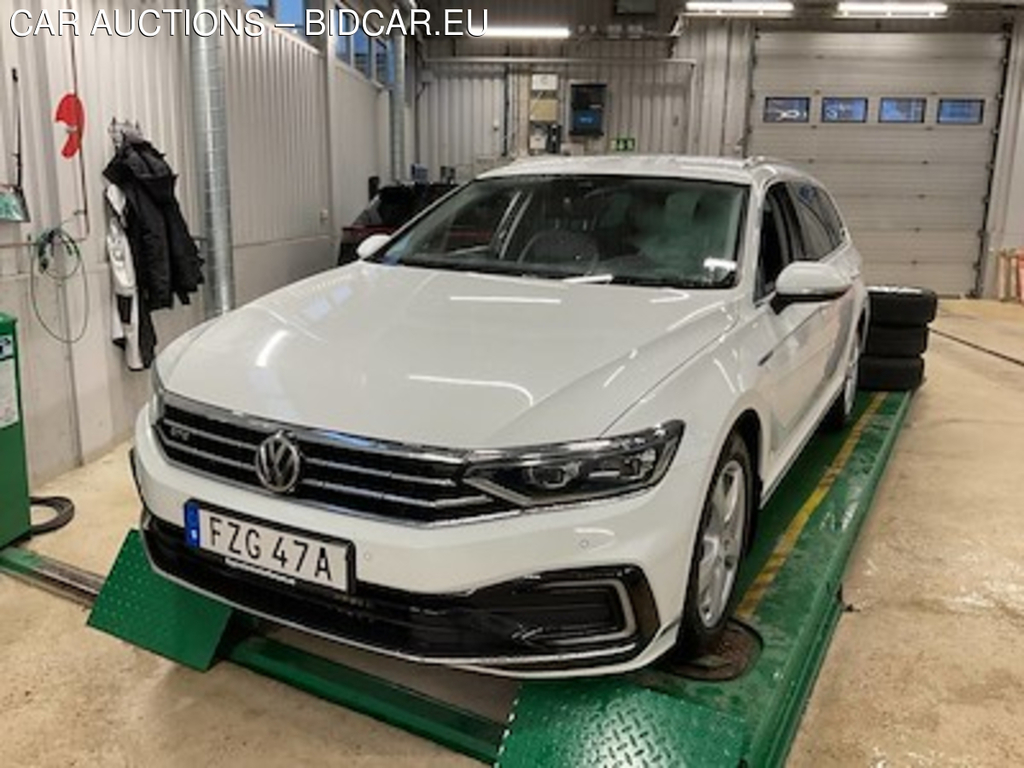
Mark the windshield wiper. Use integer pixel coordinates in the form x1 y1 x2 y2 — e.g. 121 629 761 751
609 275 728 289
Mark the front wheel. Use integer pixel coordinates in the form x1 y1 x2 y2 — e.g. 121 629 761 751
676 434 753 657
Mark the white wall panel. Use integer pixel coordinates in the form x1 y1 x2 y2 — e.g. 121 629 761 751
330 62 387 230
225 29 330 247
224 27 336 303
0 2 387 482
0 0 204 482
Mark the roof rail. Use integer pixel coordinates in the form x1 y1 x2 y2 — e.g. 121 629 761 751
742 155 791 169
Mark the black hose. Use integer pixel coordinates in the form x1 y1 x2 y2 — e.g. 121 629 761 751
29 496 76 536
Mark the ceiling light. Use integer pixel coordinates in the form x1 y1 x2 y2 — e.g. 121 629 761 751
482 26 571 39
684 1 795 16
836 2 948 18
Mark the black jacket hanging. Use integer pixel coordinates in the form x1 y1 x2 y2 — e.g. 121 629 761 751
103 137 203 311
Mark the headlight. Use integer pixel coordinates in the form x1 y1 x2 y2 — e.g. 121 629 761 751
464 421 684 508
149 362 166 425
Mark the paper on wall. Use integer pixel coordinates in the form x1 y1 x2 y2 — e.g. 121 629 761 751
0 336 19 429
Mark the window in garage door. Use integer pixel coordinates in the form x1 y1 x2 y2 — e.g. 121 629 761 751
748 31 1007 295
879 98 926 124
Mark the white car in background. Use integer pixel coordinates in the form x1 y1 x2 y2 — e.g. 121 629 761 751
134 156 866 677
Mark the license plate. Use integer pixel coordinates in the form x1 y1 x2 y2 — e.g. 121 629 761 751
184 505 350 593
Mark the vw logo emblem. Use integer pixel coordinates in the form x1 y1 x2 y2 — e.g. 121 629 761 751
254 431 302 494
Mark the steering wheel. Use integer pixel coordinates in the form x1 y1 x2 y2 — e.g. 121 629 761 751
518 230 602 272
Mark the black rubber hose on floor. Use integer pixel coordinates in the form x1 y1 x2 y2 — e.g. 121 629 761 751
29 496 76 536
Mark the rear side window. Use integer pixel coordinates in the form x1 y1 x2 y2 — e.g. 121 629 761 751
788 183 844 260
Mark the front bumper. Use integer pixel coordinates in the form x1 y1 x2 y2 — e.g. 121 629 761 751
141 510 659 672
133 406 710 676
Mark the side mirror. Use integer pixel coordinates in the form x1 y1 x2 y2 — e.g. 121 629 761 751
356 233 391 260
772 262 851 312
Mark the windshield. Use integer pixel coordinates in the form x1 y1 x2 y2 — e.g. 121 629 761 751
371 175 748 289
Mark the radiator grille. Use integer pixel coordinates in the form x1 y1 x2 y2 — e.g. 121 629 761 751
155 398 513 524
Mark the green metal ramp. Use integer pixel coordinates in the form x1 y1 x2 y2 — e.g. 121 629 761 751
78 391 909 768
87 530 233 671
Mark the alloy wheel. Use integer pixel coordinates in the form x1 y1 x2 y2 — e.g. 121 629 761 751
697 459 746 628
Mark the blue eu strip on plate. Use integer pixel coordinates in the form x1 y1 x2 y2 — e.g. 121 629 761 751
184 502 201 548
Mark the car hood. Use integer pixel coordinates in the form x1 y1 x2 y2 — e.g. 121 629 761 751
162 263 736 448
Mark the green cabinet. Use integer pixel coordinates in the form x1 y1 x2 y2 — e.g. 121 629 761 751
0 313 30 547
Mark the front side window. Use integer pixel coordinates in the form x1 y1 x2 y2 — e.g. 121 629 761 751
789 183 843 260
757 184 797 297
373 176 748 289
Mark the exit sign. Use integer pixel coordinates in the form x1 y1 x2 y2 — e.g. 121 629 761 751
612 137 637 152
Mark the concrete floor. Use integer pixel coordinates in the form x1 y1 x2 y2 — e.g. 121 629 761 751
791 300 1024 767
1 299 1023 766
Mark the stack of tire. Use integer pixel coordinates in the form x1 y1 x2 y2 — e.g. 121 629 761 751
859 286 938 391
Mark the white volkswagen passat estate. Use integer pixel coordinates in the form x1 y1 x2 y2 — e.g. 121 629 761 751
134 156 866 677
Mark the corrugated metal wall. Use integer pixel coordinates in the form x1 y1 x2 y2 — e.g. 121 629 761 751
0 1 388 482
224 27 338 303
0 0 203 482
415 16 761 181
226 30 329 247
417 39 693 180
675 21 753 157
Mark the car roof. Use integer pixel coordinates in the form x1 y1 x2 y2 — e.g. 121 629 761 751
477 154 812 188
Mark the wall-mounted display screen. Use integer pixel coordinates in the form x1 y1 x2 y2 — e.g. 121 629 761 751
764 97 810 124
570 83 607 137
822 97 868 124
937 99 984 125
879 98 926 124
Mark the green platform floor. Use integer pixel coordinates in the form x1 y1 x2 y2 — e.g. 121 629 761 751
19 390 909 768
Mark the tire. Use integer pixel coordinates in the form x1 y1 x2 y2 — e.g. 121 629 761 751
858 355 924 391
868 286 938 327
823 332 861 432
675 433 753 658
865 325 929 358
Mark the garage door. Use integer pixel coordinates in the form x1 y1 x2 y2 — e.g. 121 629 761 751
749 32 1007 295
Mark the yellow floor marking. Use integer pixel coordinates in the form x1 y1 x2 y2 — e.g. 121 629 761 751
734 392 887 621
